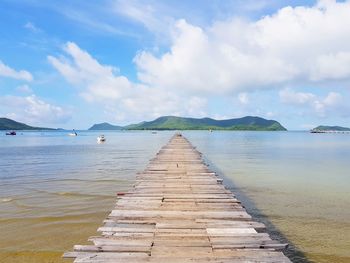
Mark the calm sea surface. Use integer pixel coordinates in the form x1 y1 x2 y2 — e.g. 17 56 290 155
0 131 349 262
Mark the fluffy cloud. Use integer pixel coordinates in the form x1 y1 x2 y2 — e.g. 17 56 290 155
279 88 346 117
48 42 132 101
311 52 350 81
313 92 343 116
279 88 316 104
48 1 350 122
135 1 350 94
0 95 71 125
0 60 33 81
48 42 207 121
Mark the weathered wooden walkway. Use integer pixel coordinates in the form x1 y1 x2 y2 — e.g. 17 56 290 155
64 134 291 262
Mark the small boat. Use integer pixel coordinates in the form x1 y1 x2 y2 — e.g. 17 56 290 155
310 129 324 133
68 129 78 136
6 131 16 136
152 131 157 134
97 135 106 143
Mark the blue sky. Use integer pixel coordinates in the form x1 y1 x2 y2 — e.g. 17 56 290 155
0 0 350 130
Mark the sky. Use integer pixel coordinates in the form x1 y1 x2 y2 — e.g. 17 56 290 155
1 0 350 130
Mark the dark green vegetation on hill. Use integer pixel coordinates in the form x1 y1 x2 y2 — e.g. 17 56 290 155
88 122 122 130
123 116 286 131
312 125 350 131
0 118 54 130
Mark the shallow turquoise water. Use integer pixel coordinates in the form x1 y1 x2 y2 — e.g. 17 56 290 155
184 131 350 262
0 131 349 262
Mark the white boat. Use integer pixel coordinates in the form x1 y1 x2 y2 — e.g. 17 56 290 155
68 129 78 136
97 135 106 142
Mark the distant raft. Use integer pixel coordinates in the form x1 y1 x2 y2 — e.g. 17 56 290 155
5 131 16 136
97 135 106 143
69 129 78 136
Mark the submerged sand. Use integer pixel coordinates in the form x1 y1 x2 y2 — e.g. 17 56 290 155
1 131 349 263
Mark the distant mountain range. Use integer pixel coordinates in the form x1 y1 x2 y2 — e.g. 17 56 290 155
1 116 288 131
89 116 287 131
311 125 350 132
89 122 123 130
0 118 54 130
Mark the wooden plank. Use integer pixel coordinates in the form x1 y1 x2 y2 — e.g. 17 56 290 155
103 232 154 238
109 210 251 220
74 245 151 253
207 228 257 235
63 251 149 258
63 133 290 263
98 227 155 233
150 246 213 257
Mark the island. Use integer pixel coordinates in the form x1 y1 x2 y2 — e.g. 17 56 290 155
0 118 54 130
311 125 350 133
90 116 287 131
88 122 122 130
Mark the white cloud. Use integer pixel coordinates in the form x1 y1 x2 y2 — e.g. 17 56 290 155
47 0 350 123
0 95 71 125
48 42 207 122
279 88 347 117
265 111 276 118
186 97 207 117
0 60 33 81
313 92 343 116
113 0 169 33
311 52 350 80
61 8 136 37
111 0 185 41
48 42 132 101
279 88 316 104
135 1 350 94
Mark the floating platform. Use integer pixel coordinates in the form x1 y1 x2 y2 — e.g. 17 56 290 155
64 133 291 262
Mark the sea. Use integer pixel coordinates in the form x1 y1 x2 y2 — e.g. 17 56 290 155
0 130 349 263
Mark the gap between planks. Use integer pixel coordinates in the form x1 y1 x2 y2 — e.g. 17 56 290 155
63 133 291 263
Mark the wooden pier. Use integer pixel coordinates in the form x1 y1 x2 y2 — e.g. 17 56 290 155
64 134 291 262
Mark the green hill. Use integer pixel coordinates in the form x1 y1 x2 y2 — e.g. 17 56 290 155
125 116 287 131
88 122 122 130
312 125 350 132
0 118 54 130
